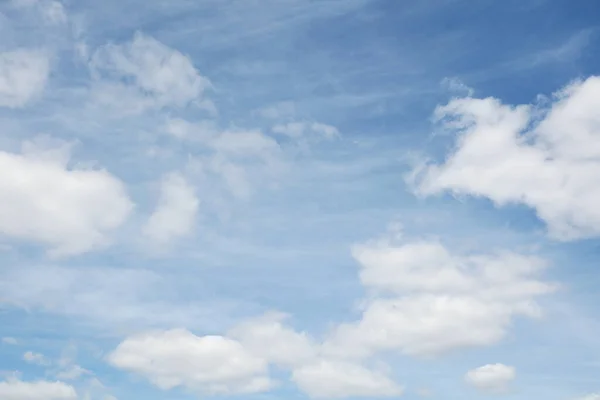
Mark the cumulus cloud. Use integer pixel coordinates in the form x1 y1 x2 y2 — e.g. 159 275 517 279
142 172 199 245
227 313 403 399
89 32 213 114
292 360 403 399
228 312 317 368
409 75 600 241
465 364 516 394
110 315 404 399
0 137 133 256
107 329 273 395
0 378 77 400
323 228 555 358
0 49 49 108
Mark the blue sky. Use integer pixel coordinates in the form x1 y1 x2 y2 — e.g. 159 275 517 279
0 0 599 399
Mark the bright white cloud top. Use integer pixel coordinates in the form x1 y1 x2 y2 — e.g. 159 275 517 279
0 1 599 400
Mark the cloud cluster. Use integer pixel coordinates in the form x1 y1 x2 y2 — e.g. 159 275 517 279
3 1 597 398
323 230 555 358
410 76 600 240
108 312 403 399
108 227 553 398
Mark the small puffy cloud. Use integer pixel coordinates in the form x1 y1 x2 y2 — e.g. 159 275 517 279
89 32 213 114
107 329 273 395
292 359 403 399
0 378 77 400
228 312 317 368
0 137 133 256
23 351 50 366
142 172 199 245
410 75 600 241
0 49 49 108
323 229 555 358
2 337 18 345
465 364 516 394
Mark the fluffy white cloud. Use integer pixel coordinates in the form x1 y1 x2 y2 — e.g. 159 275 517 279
227 312 404 399
0 49 49 108
0 137 133 256
410 75 600 240
107 329 273 395
465 364 516 394
228 312 317 368
292 360 403 399
0 379 77 400
142 172 199 245
2 337 18 345
89 32 213 113
323 229 555 358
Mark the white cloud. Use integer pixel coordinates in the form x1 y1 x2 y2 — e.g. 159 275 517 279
0 49 49 108
89 32 213 114
142 172 199 245
0 137 133 256
23 351 50 366
228 312 404 399
292 359 403 399
409 75 600 241
107 329 273 395
323 228 555 358
2 337 18 345
0 378 77 400
228 312 317 368
465 364 516 394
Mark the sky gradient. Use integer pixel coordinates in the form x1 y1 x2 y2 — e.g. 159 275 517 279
1 1 599 400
